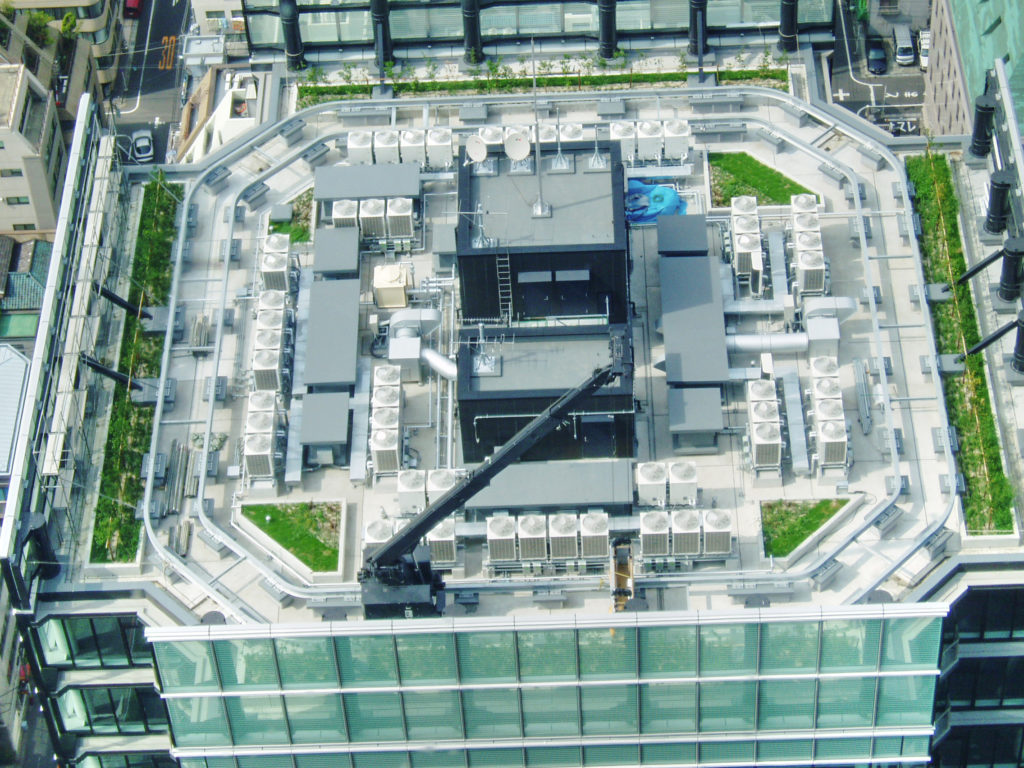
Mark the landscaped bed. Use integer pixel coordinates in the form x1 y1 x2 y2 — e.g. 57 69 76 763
91 173 181 562
761 498 846 557
708 151 813 206
241 502 341 572
906 153 1015 533
270 188 313 243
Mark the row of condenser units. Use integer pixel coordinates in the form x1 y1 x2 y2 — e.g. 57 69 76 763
331 197 414 240
639 508 734 557
807 355 849 467
244 390 287 479
246 284 295 479
345 128 454 168
485 512 612 562
610 120 694 162
260 232 294 293
369 365 404 474
747 379 785 470
635 460 699 507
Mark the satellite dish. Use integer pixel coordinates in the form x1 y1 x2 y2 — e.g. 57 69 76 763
504 132 530 162
465 135 488 164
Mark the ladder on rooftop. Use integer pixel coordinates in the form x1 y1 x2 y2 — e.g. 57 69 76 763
496 253 512 321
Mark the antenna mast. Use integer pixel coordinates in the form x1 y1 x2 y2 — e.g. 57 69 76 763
531 37 551 218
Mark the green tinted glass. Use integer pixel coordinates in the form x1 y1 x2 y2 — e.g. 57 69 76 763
344 692 405 741
411 749 466 767
815 737 871 759
404 690 463 739
698 680 755 730
583 745 639 766
872 737 903 757
214 639 279 690
224 695 288 745
336 635 397 687
756 739 813 761
820 619 881 671
153 642 219 692
639 682 696 733
700 741 753 763
581 685 637 734
903 736 931 756
296 756 352 768
640 743 696 764
577 627 636 679
354 754 409 768
759 622 819 673
516 630 576 681
817 677 876 727
880 617 941 670
285 693 347 743
396 634 457 685
275 637 338 688
758 679 815 729
468 749 523 768
457 632 516 682
699 624 757 675
638 625 697 678
522 687 578 736
524 748 579 767
165 697 231 747
876 675 936 726
463 688 521 738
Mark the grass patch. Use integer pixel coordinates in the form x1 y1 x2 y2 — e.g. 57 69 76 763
270 188 313 243
91 173 181 563
242 502 341 572
761 498 846 557
906 153 1015 533
708 151 813 206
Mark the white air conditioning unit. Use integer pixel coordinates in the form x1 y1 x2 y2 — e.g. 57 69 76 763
796 249 826 294
751 422 783 468
248 390 276 413
637 120 664 160
252 347 283 391
733 233 760 277
732 214 760 236
795 230 822 250
817 420 848 465
374 130 400 164
426 518 457 563
332 199 358 228
810 356 840 378
258 290 286 313
548 513 578 559
559 123 584 142
815 398 845 423
372 263 409 308
537 123 558 144
374 364 402 388
791 193 818 213
731 196 758 215
672 509 701 555
370 407 400 431
426 128 454 168
397 469 427 515
750 250 764 296
370 429 401 473
254 329 281 351
399 129 425 166
747 378 777 402
346 130 373 164
635 461 667 506
792 212 820 232
813 376 842 401
504 125 532 142
478 125 504 147
386 197 414 239
246 409 276 434
265 233 290 254
427 469 459 503
702 509 733 554
359 199 387 239
663 119 692 161
487 516 517 561
667 461 698 506
749 399 780 423
244 433 275 477
518 515 547 560
734 232 761 255
364 519 394 546
371 385 401 410
640 511 670 556
261 251 289 292
580 511 609 558
610 121 636 161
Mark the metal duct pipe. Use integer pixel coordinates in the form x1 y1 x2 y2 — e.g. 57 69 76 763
724 299 785 315
390 308 442 337
778 0 798 53
688 0 708 55
598 0 617 59
726 332 808 353
802 296 859 323
461 0 484 64
999 237 1024 301
969 95 998 158
278 0 306 71
421 347 458 380
985 169 1015 235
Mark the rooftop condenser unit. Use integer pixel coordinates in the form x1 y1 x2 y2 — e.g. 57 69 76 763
548 513 578 559
374 364 402 387
732 214 760 234
791 193 818 213
813 376 842 401
370 429 401 473
559 123 584 142
427 469 459 503
703 510 733 554
733 232 761 278
252 348 284 391
248 390 276 413
810 356 840 378
246 409 276 435
814 398 845 424
640 511 670 556
426 518 457 564
518 515 548 560
244 433 276 478
399 129 425 166
359 199 387 239
370 407 400 431
346 130 373 164
795 230 822 250
265 233 290 254
747 378 777 402
610 121 636 162
792 212 820 232
256 309 283 334
817 420 849 465
668 461 698 506
731 196 757 215
371 385 400 410
637 120 664 160
663 119 692 161
487 516 517 561
332 199 358 228
261 251 289 292
672 509 701 555
635 462 667 506
796 249 826 294
258 290 286 313
254 329 281 351
364 519 394 547
373 130 400 164
580 511 609 558
751 422 783 469
426 128 454 168
397 469 427 515
749 399 780 423
478 125 504 147
386 198 414 239
537 124 558 144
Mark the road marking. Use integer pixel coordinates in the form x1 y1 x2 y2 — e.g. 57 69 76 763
158 35 177 70
833 88 850 102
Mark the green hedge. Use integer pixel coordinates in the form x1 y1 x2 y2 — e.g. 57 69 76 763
906 154 1015 533
91 175 181 562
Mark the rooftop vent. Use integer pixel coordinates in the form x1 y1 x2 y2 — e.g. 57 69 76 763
518 515 548 560
751 422 783 468
815 398 845 422
426 518 457 564
750 399 780 422
364 519 394 545
732 214 759 234
580 511 609 558
793 212 820 231
813 376 842 400
636 461 667 506
795 230 822 250
817 420 848 465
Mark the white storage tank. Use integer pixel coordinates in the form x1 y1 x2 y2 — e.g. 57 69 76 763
371 385 401 410
548 513 578 559
374 364 402 388
259 290 286 313
364 519 394 546
796 249 826 294
244 433 275 477
810 356 840 378
817 420 848 465
373 263 409 308
252 347 283 391
426 127 454 168
751 422 783 468
580 511 609 558
635 461 667 506
731 196 758 216
261 251 289 292
399 129 426 166
248 390 277 413
663 119 692 161
386 197 414 239
370 407 400 431
427 469 459 503
518 515 548 560
254 329 281 351
257 309 283 333
747 378 777 402
373 130 400 164
359 199 387 239
332 199 358 228
640 510 670 556
637 120 664 160
813 376 842 401
426 518 457 564
668 461 698 506
791 193 818 213
610 121 636 162
486 516 517 561
749 399 780 424
703 510 733 554
397 469 427 515
815 398 845 424
346 130 373 164
370 429 401 473
672 509 702 555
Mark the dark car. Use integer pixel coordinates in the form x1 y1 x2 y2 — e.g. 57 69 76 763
867 38 887 75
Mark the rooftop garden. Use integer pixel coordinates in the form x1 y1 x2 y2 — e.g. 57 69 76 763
269 188 313 243
761 498 846 557
708 151 813 206
241 502 341 572
905 153 1015 533
91 173 180 563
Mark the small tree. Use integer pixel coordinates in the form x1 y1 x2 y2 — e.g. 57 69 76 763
60 12 77 40
25 11 53 48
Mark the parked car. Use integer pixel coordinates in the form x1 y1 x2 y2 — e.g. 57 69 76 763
867 37 888 75
131 129 154 163
124 0 141 18
893 23 915 66
919 30 931 71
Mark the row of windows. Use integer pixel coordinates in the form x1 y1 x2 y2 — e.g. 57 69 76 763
5 196 29 205
176 736 931 768
949 586 1024 642
934 725 1024 768
57 685 168 736
35 615 152 669
942 656 1024 710
81 755 177 768
152 617 941 692
165 676 936 748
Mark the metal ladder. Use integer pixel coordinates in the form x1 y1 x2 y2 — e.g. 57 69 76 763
496 252 512 321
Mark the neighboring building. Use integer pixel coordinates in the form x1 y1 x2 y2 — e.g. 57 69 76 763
0 64 67 232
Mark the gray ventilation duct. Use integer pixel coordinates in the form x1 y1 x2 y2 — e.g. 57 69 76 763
726 332 808 354
387 308 456 380
802 296 858 323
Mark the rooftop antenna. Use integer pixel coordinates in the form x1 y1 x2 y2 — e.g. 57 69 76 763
589 126 607 170
530 37 551 218
471 202 495 249
551 109 570 171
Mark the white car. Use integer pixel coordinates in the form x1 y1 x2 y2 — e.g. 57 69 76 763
919 30 931 71
130 129 154 163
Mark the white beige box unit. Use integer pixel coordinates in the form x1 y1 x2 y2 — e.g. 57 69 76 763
817 420 848 465
256 308 284 334
517 514 548 560
427 469 459 503
730 196 758 217
791 193 819 213
796 249 826 294
814 398 845 424
672 509 702 555
610 121 636 162
371 384 401 410
731 213 760 278
749 399 780 424
667 461 698 506
751 422 783 468
261 250 290 292
792 211 820 232
747 378 777 403
559 122 584 142
332 199 358 228
663 119 692 161
426 128 454 168
258 290 286 313
426 518 457 563
548 513 578 559
370 429 401 473
486 516 517 561
399 129 426 166
702 510 733 554
810 356 840 378
364 519 394 547
254 329 281 352
370 407 400 432
373 130 400 164
359 199 387 239
373 364 402 388
793 229 822 251
637 120 664 160
640 510 670 556
246 409 277 435
635 462 668 506
244 433 276 477
477 125 504 148
397 469 427 515
386 198 414 238
579 511 609 558
248 390 277 413
813 376 842 401
346 130 373 164
537 123 558 144
373 263 410 308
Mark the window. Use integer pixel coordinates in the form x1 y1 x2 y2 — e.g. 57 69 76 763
12 224 35 231
0 169 22 177
205 10 226 19
5 197 29 205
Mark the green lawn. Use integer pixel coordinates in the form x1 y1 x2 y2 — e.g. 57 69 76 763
761 498 846 557
708 151 813 207
242 502 341 571
269 189 313 243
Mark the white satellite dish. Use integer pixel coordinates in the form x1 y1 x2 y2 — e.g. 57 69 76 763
465 135 488 164
504 132 530 162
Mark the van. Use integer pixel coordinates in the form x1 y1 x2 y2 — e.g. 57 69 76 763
918 30 931 71
123 0 141 19
893 24 915 66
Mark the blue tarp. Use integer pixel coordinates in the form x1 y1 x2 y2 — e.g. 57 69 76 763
625 179 685 223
